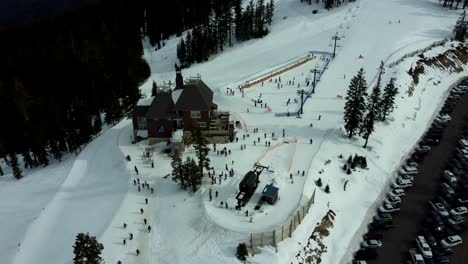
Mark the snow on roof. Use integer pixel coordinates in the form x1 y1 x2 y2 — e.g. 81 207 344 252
137 96 154 106
171 129 184 143
137 130 148 138
171 89 183 104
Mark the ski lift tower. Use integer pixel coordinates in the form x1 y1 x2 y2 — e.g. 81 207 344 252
331 32 341 59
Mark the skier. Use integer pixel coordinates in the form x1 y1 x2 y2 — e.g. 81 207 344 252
123 239 126 245
118 261 122 264
226 202 228 209
134 166 139 175
290 173 293 180
136 249 140 256
123 223 127 229
318 115 321 120
282 129 285 137
129 233 133 240
137 178 140 184
140 208 144 214
148 225 152 232
144 218 147 225
138 186 141 192
151 187 154 193
215 191 219 198
302 171 305 176
151 161 154 168
310 139 313 144
133 179 136 185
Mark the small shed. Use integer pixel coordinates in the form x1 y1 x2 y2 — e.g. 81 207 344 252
261 184 279 205
239 171 259 197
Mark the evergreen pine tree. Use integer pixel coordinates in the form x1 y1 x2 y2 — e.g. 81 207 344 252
73 233 104 264
360 64 383 148
93 115 102 136
171 152 187 189
265 0 275 25
177 39 187 66
453 10 467 41
191 128 210 177
316 177 323 187
236 243 248 261
380 78 398 121
344 68 367 138
9 153 23 179
151 81 158 96
234 0 243 41
185 157 202 192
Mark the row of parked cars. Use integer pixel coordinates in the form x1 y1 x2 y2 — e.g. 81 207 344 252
404 82 468 264
351 80 468 264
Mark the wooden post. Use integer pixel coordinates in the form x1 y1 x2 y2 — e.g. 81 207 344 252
261 232 264 247
273 229 276 250
282 225 284 241
250 233 254 255
289 219 293 237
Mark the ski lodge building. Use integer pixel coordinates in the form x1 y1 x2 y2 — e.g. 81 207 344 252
132 69 234 145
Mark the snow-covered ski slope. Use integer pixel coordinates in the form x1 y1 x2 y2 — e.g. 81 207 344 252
0 1 465 264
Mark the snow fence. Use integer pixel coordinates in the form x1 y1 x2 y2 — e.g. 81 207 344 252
249 189 316 254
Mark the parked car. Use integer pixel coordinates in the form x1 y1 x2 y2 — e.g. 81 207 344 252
444 222 466 236
456 196 468 206
374 213 393 223
439 182 456 198
434 255 450 264
363 231 383 240
442 170 457 186
409 248 425 264
459 138 468 149
389 188 405 197
393 179 413 189
440 235 462 248
398 174 414 181
361 240 382 249
450 206 467 216
379 203 400 213
447 215 464 226
368 220 394 231
420 137 440 146
399 165 419 176
415 236 433 259
384 195 401 206
415 145 431 154
429 201 449 217
352 261 367 264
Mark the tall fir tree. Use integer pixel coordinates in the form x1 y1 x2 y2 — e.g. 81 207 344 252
171 152 187 189
191 128 211 177
360 71 382 148
344 68 368 138
380 78 399 121
453 10 467 41
151 81 158 96
184 157 202 192
234 0 243 41
73 233 104 264
9 153 23 179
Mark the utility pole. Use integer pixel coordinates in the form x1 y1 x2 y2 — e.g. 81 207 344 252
311 67 320 94
297 89 305 115
331 32 341 59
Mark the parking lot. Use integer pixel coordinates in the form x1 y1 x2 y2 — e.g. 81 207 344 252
365 83 468 264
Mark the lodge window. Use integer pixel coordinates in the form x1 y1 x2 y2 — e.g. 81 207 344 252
138 117 147 130
191 111 201 119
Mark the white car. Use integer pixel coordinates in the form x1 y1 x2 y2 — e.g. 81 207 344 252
379 203 400 213
392 179 413 189
409 248 425 264
415 145 431 153
384 195 401 206
429 201 449 217
399 165 419 176
440 235 462 248
360 239 382 249
389 188 405 198
415 236 433 259
442 170 457 184
436 114 451 122
459 138 468 149
448 215 464 225
398 174 414 182
450 206 467 216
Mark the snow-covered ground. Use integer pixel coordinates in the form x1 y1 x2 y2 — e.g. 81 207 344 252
0 1 465 264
